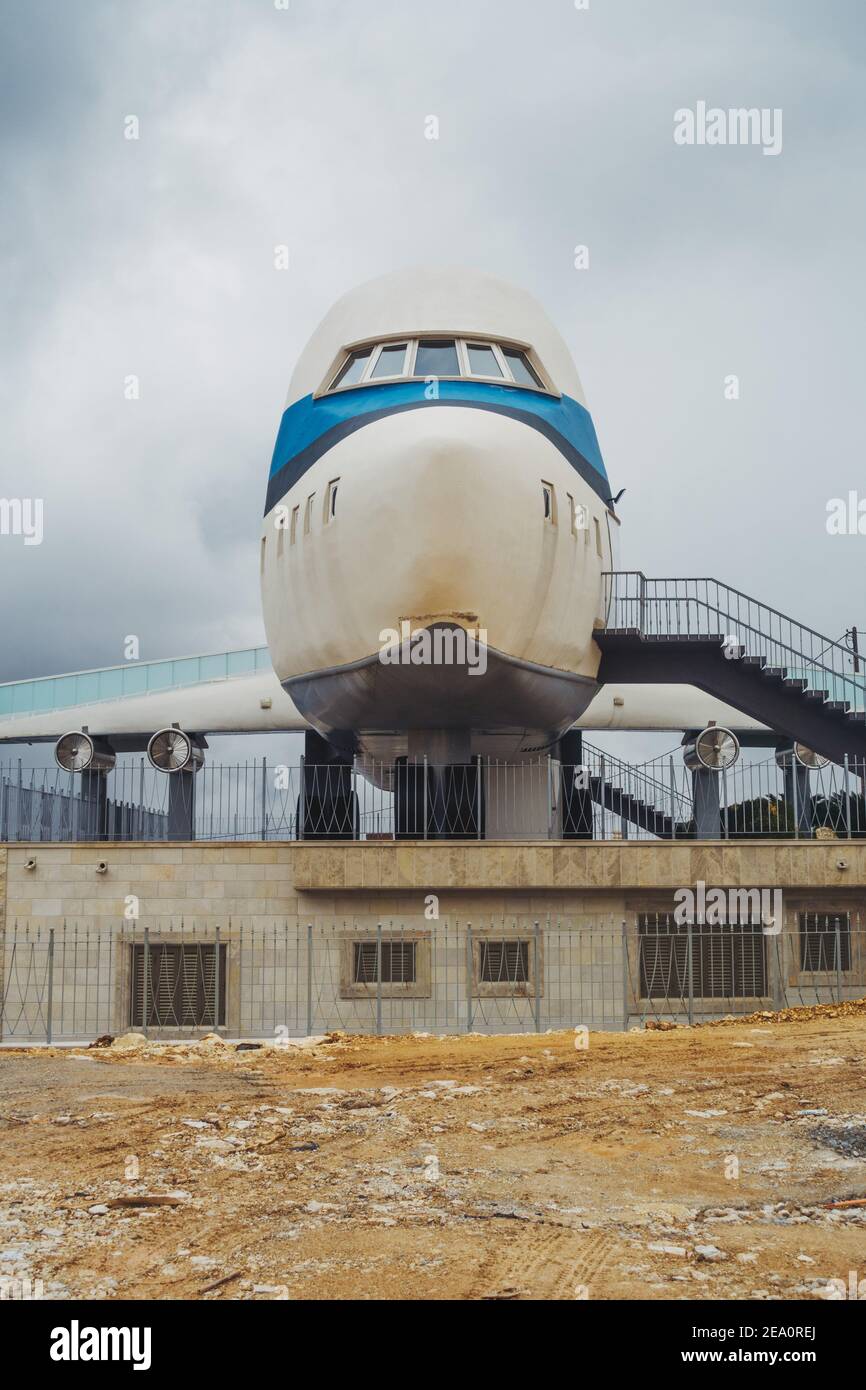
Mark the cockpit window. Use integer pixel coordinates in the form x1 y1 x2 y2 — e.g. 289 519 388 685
502 347 542 388
330 347 372 389
322 337 551 395
466 342 504 378
369 342 409 378
413 339 460 377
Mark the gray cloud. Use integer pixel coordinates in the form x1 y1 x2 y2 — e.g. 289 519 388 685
0 0 863 716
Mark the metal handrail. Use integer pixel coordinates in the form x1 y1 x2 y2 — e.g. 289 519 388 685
602 571 866 711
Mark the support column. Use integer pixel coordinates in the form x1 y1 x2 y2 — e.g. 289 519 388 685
776 746 813 837
560 730 593 839
78 770 108 841
296 730 357 840
167 771 196 841
395 750 483 840
691 769 721 841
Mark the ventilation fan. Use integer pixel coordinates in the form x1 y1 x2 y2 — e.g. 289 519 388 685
683 725 741 772
776 742 831 771
54 732 115 774
794 743 831 770
147 728 203 773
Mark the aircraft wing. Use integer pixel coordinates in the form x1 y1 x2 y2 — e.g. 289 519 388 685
0 650 309 747
1 643 767 752
576 683 769 734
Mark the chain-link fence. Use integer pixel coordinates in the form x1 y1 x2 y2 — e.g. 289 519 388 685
2 914 863 1043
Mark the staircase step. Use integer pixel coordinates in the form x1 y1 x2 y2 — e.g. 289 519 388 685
783 678 809 691
761 667 788 682
803 689 829 702
827 701 850 713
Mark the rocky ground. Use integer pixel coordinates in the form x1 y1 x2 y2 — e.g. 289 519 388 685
1 1002 865 1301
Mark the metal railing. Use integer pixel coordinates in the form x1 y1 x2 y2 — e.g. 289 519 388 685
1 753 864 842
2 915 862 1042
602 572 866 713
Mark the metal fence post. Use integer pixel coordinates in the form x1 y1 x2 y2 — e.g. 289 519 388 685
546 756 553 840
686 921 694 1026
621 919 630 1031
834 916 843 1004
213 923 221 1031
423 757 428 841
306 923 313 1035
46 927 55 1045
298 755 306 841
375 921 383 1036
669 757 677 839
791 760 799 840
260 757 267 841
533 920 541 1031
844 755 852 839
466 923 473 1033
142 926 150 1038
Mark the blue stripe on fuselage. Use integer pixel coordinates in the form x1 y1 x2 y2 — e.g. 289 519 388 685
264 380 609 516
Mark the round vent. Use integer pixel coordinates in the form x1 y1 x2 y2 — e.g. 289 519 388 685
683 726 741 772
147 728 203 773
54 732 115 774
794 743 830 770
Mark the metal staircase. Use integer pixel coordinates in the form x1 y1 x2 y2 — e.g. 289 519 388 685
579 741 690 837
597 574 866 765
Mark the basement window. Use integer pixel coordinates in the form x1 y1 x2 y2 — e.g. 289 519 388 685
799 913 851 972
130 943 226 1028
340 934 431 998
472 935 540 998
480 939 529 984
353 940 416 984
638 914 767 1000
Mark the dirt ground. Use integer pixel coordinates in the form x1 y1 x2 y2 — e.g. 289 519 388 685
1 1004 866 1301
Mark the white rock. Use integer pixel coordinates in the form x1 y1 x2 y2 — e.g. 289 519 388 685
695 1245 727 1262
111 1033 148 1051
648 1243 688 1257
87 1205 109 1215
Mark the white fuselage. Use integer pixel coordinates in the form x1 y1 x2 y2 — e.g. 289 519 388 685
260 268 619 761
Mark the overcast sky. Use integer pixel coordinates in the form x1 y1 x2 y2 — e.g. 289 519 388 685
1 0 864 713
